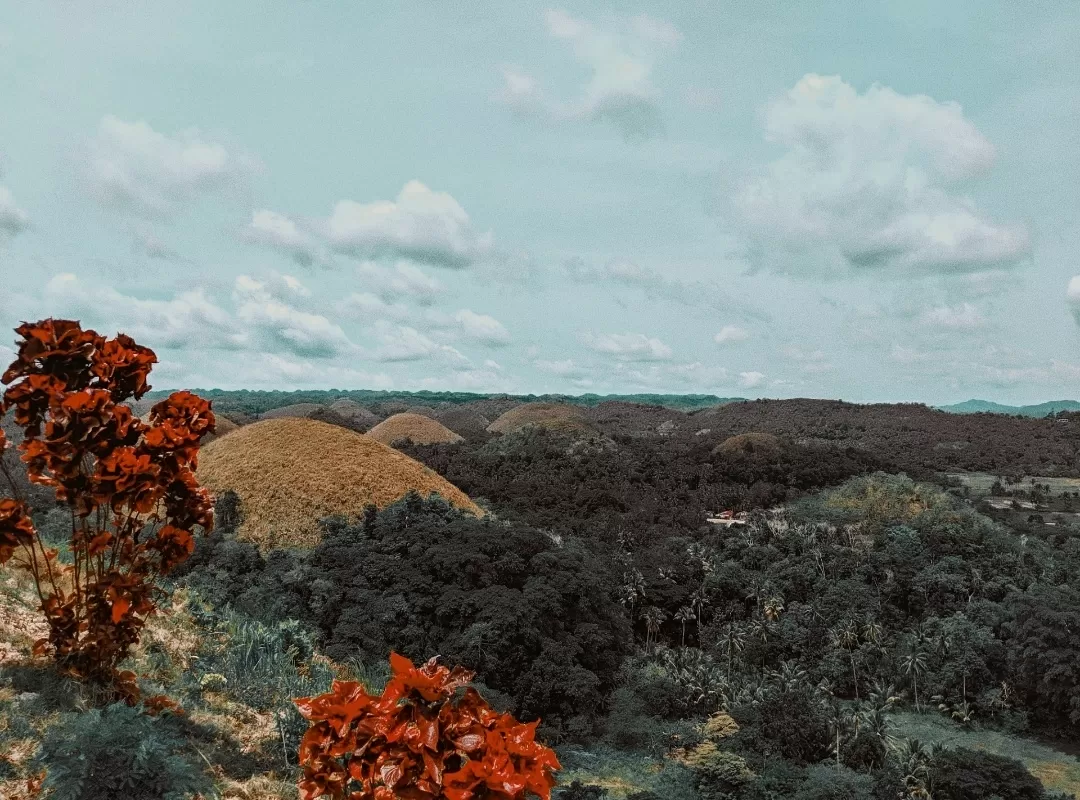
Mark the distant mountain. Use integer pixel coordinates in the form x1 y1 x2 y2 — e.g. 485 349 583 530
936 399 1080 417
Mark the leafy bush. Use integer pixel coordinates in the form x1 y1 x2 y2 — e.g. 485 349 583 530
308 495 632 733
0 319 215 695
731 686 831 765
35 703 212 800
295 652 560 799
792 765 872 800
555 781 608 800
929 746 1045 800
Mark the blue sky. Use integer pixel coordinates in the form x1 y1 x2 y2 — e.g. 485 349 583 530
1 1 1079 404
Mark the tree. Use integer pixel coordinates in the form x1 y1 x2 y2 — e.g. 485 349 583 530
0 319 214 697
674 605 695 649
899 636 929 712
717 623 745 682
830 619 861 701
642 606 667 654
929 746 1044 800
295 652 561 800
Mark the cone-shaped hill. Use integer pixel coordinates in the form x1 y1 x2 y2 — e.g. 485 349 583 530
487 402 594 436
329 398 379 431
197 417 481 548
713 432 782 457
367 413 464 446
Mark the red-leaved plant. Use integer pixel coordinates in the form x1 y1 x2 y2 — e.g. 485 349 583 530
295 652 561 800
0 319 214 700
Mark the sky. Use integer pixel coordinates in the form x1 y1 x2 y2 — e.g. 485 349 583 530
1 1 1079 404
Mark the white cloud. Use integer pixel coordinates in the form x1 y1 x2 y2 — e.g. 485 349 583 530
920 302 986 330
738 371 766 389
371 322 468 365
565 257 750 315
737 75 1029 274
581 330 673 361
0 185 29 237
130 226 178 260
889 343 930 364
454 309 511 346
498 10 680 139
715 325 749 345
355 260 444 306
244 209 321 266
44 272 245 351
535 358 589 378
325 180 492 268
88 115 259 217
782 345 833 373
232 274 354 358
1068 276 1080 324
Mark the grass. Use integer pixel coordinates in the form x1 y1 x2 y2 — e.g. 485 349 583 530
890 711 1080 798
197 417 481 548
946 472 1080 497
487 402 596 436
555 745 698 799
367 412 464 446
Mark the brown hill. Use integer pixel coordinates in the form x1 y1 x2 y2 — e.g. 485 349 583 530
259 403 325 420
435 407 492 439
203 415 240 444
367 413 464 446
329 398 378 432
487 402 594 436
713 432 782 457
196 417 480 548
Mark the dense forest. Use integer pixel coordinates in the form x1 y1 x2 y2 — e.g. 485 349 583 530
173 452 1080 798
8 384 1080 798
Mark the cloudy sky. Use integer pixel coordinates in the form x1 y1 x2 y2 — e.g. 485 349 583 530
1 2 1079 404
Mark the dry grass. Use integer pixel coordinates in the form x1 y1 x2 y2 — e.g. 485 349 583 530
259 403 325 420
487 402 594 436
329 398 377 423
435 407 491 438
367 413 464 446
713 432 782 456
197 417 481 548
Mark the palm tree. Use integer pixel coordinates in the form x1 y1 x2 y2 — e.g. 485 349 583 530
641 606 667 655
689 587 709 641
674 605 696 649
622 569 646 618
750 616 771 673
900 639 929 712
718 623 746 681
889 738 933 798
763 595 785 622
830 619 861 701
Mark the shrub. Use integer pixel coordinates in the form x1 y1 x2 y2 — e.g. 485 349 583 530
35 703 212 800
731 686 831 765
188 606 332 767
792 765 872 800
0 319 214 697
295 652 561 799
310 496 631 732
555 782 607 800
929 746 1045 800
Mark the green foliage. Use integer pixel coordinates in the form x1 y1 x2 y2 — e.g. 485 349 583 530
792 765 873 800
554 781 608 800
731 685 831 765
186 601 332 766
930 746 1046 800
35 703 212 800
